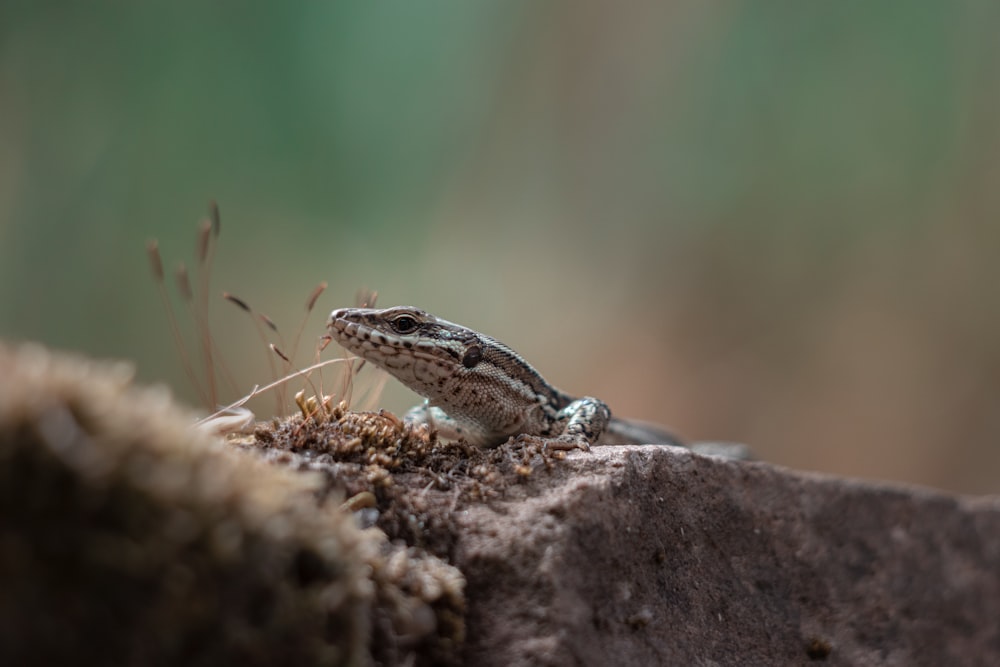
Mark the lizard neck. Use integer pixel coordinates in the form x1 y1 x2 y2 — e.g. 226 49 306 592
476 334 570 407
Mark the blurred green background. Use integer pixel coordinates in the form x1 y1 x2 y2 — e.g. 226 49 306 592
3 2 999 493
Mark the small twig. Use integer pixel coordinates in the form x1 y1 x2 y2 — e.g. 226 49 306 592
195 357 349 428
224 292 285 413
147 241 208 406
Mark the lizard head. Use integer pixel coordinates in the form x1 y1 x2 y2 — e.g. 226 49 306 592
327 306 483 396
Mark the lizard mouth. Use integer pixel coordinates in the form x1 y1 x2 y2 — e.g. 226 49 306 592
327 309 453 365
327 313 390 353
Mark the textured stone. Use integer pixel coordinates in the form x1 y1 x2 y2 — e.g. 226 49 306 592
455 446 1000 666
5 340 998 666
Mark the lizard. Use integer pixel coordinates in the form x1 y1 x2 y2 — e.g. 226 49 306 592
327 305 702 452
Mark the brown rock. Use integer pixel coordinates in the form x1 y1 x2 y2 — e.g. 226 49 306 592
4 340 999 666
455 446 1000 666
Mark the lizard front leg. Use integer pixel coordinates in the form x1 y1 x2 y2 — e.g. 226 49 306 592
517 396 611 452
404 402 466 441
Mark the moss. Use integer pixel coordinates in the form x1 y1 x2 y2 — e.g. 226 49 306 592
0 341 583 665
0 343 377 666
234 399 571 665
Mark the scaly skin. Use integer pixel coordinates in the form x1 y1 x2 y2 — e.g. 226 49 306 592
327 306 684 451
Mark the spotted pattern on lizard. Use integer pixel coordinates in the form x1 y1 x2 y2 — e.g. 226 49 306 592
327 306 684 451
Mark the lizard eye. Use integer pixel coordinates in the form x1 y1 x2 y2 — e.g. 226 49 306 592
390 315 418 334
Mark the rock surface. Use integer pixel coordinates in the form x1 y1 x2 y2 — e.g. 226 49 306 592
3 341 999 666
454 446 1000 666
